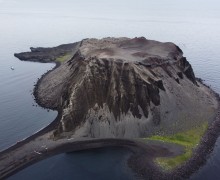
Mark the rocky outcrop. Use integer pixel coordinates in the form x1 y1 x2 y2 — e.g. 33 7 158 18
14 42 80 63
15 37 218 138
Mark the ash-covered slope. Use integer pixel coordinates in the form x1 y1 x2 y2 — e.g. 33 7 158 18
15 37 218 138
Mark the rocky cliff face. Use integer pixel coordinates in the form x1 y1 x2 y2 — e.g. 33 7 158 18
15 37 218 138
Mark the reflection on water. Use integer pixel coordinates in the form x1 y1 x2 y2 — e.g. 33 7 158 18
0 0 220 179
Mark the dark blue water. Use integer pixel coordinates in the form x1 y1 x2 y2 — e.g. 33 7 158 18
8 147 138 180
0 0 220 179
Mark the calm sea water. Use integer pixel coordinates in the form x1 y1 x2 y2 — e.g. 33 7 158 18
0 0 220 179
8 147 137 180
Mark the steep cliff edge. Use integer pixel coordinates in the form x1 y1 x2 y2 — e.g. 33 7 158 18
15 37 218 138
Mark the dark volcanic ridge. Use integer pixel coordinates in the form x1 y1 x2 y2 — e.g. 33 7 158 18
15 37 218 139
14 42 79 63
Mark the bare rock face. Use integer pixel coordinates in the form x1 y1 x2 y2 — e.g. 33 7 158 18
15 37 218 138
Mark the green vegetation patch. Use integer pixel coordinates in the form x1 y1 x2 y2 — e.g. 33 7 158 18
144 122 208 171
56 53 72 63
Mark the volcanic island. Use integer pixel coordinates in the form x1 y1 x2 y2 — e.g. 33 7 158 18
0 37 220 179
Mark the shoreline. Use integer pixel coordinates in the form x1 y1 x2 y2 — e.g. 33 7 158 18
0 61 61 153
129 92 220 179
170 88 220 179
1 45 220 179
0 136 184 179
33 61 61 110
1 61 219 179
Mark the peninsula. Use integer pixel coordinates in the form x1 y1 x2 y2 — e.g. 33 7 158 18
1 37 219 179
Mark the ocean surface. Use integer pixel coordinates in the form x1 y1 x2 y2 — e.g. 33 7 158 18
0 0 220 179
8 147 137 180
